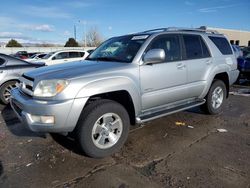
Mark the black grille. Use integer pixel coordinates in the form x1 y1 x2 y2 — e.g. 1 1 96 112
26 85 33 91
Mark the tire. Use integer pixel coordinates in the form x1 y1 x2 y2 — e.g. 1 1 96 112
0 81 18 105
76 99 130 158
201 80 226 115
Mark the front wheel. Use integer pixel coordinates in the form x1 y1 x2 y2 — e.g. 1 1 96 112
0 81 19 104
201 80 226 115
76 99 130 158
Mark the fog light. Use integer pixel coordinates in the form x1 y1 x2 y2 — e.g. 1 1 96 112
30 115 55 124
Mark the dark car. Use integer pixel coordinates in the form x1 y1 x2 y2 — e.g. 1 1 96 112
0 53 45 104
11 51 31 59
237 52 250 80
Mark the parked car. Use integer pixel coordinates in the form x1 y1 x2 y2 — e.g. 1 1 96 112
237 52 250 80
87 49 95 55
10 27 239 158
34 49 89 65
25 53 47 62
0 53 45 104
11 51 29 59
231 44 243 58
242 46 250 57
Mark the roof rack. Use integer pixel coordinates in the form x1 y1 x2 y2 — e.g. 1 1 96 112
140 26 219 34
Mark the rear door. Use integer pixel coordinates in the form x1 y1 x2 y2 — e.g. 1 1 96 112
182 34 212 98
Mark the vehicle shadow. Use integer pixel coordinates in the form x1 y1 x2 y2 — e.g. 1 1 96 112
1 105 46 138
0 161 3 177
186 106 206 114
50 133 84 156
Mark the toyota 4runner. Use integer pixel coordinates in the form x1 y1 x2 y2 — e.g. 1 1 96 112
10 27 239 158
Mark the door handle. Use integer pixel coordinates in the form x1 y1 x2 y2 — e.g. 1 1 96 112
205 60 212 65
177 63 185 69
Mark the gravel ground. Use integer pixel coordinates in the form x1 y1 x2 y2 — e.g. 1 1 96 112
0 85 250 188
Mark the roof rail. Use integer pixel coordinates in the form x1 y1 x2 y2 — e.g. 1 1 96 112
139 28 168 33
140 26 219 34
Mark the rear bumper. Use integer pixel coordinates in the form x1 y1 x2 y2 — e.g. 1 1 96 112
10 88 88 133
229 69 240 85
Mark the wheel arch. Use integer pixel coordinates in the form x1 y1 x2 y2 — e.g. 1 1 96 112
0 79 20 88
84 90 137 125
213 72 229 98
201 71 230 99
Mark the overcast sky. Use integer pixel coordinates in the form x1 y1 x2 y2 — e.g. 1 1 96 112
0 0 249 44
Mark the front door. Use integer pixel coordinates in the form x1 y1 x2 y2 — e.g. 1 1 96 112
140 34 187 111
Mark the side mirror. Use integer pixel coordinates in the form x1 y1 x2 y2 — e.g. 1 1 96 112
143 49 165 65
52 56 56 60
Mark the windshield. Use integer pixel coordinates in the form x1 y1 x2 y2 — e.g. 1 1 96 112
30 54 37 59
87 35 148 63
42 52 55 59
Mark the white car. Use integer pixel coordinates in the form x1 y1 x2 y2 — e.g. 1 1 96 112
25 53 47 62
34 50 89 65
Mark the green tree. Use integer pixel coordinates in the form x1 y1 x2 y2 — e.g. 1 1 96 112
64 38 79 47
6 39 22 47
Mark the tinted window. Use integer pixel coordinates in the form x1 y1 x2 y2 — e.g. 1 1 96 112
55 52 68 60
200 38 211 58
80 52 85 57
69 52 80 58
208 36 232 55
0 57 5 66
38 54 46 58
148 35 181 62
183 35 203 59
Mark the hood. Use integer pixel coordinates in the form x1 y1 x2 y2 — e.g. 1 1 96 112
28 61 45 67
24 60 131 80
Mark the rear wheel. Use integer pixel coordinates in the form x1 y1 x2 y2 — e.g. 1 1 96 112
0 81 19 104
76 99 130 158
201 80 226 115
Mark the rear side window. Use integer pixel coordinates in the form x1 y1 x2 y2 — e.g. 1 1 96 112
55 52 68 60
0 57 5 66
208 36 232 55
200 38 211 58
80 52 85 57
183 35 203 59
69 52 80 58
183 35 211 59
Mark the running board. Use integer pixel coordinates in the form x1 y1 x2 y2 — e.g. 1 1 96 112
136 99 206 124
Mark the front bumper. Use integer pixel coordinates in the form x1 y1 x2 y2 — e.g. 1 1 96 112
10 88 88 133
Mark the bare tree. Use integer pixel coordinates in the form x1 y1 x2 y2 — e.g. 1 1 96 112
86 27 103 47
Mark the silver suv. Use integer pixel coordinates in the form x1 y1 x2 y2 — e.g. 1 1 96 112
10 27 239 158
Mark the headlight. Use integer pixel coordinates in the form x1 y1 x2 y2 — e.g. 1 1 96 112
34 80 69 97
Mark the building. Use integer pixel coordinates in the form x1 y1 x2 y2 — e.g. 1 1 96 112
207 27 250 46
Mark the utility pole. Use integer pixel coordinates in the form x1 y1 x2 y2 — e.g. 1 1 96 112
78 20 87 47
74 25 76 41
84 21 87 47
